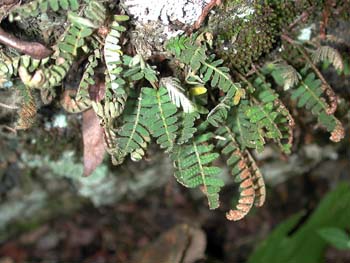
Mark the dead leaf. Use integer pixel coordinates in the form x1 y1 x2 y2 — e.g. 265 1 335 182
82 108 105 176
88 79 105 102
131 224 206 263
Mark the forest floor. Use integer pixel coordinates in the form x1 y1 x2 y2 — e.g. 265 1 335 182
0 149 349 263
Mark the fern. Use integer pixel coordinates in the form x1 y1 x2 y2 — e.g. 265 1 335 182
216 125 265 221
171 132 223 209
312 46 344 72
123 54 158 84
166 35 244 101
9 0 79 20
15 84 37 130
58 14 95 57
84 0 107 27
141 87 179 152
207 87 235 127
160 77 195 113
246 76 293 154
116 90 150 161
177 111 200 144
230 102 265 152
104 15 129 91
289 70 344 141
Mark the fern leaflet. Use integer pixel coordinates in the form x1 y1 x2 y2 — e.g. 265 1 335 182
172 132 223 209
216 125 265 221
141 87 179 152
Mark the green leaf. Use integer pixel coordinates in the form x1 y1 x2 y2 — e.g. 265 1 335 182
318 227 350 250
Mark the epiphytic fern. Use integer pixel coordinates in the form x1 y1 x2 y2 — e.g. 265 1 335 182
288 70 344 142
123 54 158 84
207 86 235 127
172 132 223 209
166 35 244 101
104 15 129 91
116 90 150 161
177 111 200 145
312 46 344 72
230 102 265 152
141 87 179 152
246 76 294 154
9 0 79 21
84 0 107 27
216 125 265 221
58 13 95 57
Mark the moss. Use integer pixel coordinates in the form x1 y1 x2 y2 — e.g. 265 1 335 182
207 0 311 72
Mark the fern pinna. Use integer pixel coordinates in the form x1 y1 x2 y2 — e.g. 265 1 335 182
172 132 223 209
216 124 265 221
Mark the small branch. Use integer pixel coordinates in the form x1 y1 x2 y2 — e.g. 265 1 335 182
0 27 52 59
189 0 221 33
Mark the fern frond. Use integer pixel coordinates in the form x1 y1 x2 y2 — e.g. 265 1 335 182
171 132 223 209
247 76 294 154
123 54 158 84
216 125 265 221
165 35 190 57
230 102 265 152
58 20 94 57
267 62 301 91
104 15 129 91
117 90 150 161
312 46 344 71
83 0 107 27
141 87 179 152
16 84 37 130
9 0 79 21
177 111 200 144
160 77 195 113
207 87 235 127
290 70 344 141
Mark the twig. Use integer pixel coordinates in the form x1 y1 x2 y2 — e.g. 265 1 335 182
0 27 52 59
189 0 221 33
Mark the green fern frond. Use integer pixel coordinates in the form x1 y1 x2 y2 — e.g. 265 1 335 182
123 54 158 84
216 125 265 221
83 0 106 27
160 77 195 113
177 111 200 145
77 49 100 98
141 87 179 152
104 15 129 91
58 20 94 57
200 57 244 97
207 87 235 127
230 102 265 152
266 62 301 91
172 132 223 209
117 90 151 161
9 0 79 21
247 76 293 154
165 35 190 57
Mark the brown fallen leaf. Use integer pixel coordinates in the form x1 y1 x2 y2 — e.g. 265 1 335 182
131 224 206 263
82 108 105 176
